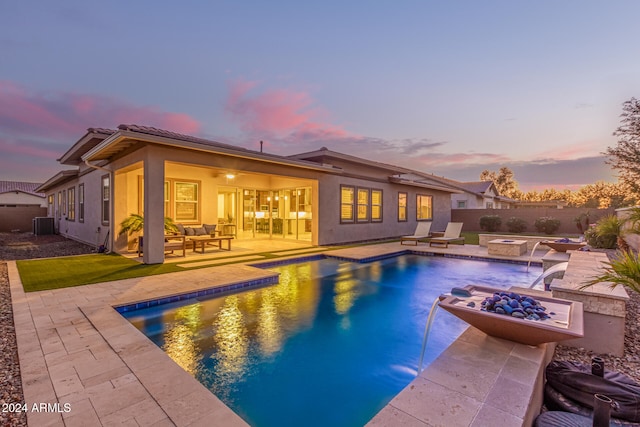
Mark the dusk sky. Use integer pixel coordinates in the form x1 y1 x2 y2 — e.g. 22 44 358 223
1 1 638 191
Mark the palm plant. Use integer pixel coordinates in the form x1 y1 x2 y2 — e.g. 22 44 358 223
118 213 178 236
584 250 640 294
584 214 628 250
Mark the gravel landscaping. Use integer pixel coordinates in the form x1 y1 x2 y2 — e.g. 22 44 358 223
1 232 638 426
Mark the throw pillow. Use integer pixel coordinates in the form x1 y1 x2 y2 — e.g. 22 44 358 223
175 223 186 235
203 224 217 234
195 226 208 236
184 227 195 236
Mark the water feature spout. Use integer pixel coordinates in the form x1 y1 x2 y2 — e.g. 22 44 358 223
417 296 442 374
527 241 542 272
529 262 569 290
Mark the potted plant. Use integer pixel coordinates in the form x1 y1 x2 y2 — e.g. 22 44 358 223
118 213 178 250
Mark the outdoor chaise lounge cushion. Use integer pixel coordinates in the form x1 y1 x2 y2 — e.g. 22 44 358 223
400 222 433 245
429 222 464 247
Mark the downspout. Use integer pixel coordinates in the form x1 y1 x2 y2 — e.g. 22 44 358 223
84 159 113 253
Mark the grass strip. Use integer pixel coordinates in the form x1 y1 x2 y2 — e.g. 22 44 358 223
17 254 184 292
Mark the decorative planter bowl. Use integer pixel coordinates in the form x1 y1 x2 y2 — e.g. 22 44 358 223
438 285 584 346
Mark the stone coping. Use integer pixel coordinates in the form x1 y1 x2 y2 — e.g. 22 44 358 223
367 327 555 427
550 251 629 302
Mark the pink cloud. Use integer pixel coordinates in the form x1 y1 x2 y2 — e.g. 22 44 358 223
0 80 201 138
0 138 61 160
225 79 352 143
533 140 603 161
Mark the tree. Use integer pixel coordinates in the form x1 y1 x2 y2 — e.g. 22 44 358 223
480 167 520 198
605 97 640 196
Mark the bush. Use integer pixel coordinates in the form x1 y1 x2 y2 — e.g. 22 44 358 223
479 215 502 232
506 217 527 233
584 215 623 249
534 217 561 234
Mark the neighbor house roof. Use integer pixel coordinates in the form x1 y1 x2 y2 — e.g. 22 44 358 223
0 181 45 198
457 181 495 195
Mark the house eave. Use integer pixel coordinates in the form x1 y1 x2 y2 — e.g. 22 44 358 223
35 170 79 192
82 130 342 174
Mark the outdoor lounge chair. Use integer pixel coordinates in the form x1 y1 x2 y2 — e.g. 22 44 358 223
429 222 464 248
400 222 433 245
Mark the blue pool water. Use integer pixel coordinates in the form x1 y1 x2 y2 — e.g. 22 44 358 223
122 255 541 427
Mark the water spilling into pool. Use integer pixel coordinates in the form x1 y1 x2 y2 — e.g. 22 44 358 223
122 254 541 427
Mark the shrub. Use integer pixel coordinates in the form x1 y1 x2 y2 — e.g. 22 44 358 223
534 217 561 235
506 217 527 233
479 215 502 232
584 214 624 249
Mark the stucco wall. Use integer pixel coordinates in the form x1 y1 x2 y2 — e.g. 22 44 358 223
316 174 452 246
0 192 46 207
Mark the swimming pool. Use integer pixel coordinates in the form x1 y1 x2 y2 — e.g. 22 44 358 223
122 254 541 427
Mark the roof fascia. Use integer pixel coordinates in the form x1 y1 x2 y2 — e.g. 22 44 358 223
35 170 79 192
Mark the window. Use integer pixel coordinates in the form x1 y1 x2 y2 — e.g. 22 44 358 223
67 187 75 221
57 192 62 218
62 190 66 215
78 184 84 222
486 202 494 209
102 175 110 224
340 185 355 223
416 195 433 220
174 181 199 221
48 195 54 217
357 188 370 222
457 200 466 209
371 189 382 222
398 192 407 222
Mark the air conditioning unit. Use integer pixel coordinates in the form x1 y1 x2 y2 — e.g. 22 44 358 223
33 217 54 235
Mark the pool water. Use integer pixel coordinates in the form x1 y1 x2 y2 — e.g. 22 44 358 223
123 255 541 427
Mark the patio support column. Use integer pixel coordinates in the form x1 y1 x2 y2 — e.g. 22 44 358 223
143 154 165 264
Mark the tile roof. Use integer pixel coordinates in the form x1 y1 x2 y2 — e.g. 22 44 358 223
0 181 45 197
457 181 494 194
117 124 248 153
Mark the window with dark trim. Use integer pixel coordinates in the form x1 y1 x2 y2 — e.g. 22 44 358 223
102 175 110 224
67 187 75 221
62 190 66 216
398 192 407 222
357 188 370 222
57 191 62 219
78 184 85 222
371 189 382 222
416 194 433 220
48 195 54 217
340 185 355 223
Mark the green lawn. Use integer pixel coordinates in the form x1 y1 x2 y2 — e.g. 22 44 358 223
17 254 184 292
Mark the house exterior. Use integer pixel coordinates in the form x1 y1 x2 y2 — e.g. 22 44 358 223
37 125 461 264
0 181 46 207
0 181 47 232
448 181 515 209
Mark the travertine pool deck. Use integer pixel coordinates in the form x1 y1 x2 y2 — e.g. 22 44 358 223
10 242 557 426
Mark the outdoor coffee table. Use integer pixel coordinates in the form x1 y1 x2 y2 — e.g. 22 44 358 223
188 236 233 253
